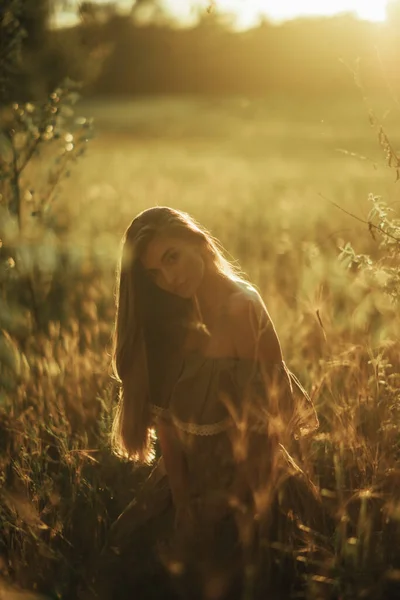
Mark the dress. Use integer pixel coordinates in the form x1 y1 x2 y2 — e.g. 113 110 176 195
108 351 319 547
93 353 320 600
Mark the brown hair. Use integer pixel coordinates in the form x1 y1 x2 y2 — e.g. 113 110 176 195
111 206 246 462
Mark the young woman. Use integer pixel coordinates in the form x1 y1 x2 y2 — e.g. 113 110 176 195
105 206 319 596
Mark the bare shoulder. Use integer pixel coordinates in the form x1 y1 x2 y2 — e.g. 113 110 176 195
226 281 266 320
225 281 279 360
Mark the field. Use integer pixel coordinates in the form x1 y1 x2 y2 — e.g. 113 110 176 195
1 94 400 600
62 94 400 360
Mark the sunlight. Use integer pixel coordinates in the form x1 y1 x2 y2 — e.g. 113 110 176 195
163 0 388 29
53 0 389 30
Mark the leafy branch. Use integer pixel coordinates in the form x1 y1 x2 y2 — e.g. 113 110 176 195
0 80 93 333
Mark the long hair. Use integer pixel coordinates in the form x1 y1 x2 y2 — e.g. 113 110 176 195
111 206 246 462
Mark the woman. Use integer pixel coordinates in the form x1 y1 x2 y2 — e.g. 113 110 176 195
104 206 319 598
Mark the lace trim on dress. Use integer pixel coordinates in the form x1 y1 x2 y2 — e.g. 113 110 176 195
150 404 233 436
171 415 233 436
150 404 170 419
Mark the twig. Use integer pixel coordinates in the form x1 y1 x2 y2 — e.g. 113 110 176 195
37 153 70 217
5 131 41 330
18 135 41 176
336 147 378 169
316 309 327 343
340 57 400 180
7 129 22 229
317 192 400 244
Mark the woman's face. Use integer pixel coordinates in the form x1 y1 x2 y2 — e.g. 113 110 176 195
140 233 206 298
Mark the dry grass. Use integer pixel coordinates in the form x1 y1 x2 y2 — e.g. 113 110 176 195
1 96 400 599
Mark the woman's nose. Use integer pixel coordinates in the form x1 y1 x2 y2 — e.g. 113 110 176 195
162 268 176 286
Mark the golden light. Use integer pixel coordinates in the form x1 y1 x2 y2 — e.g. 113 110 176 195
163 0 388 28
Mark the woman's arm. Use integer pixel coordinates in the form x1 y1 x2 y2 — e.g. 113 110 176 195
229 286 295 430
228 287 296 508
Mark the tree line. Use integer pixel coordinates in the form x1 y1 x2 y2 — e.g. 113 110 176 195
4 1 400 99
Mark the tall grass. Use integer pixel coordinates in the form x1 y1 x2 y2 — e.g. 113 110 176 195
1 96 400 599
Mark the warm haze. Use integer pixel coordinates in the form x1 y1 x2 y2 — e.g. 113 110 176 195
163 0 388 28
55 0 389 29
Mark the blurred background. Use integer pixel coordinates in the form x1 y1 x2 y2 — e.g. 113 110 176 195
16 0 400 98
9 0 400 333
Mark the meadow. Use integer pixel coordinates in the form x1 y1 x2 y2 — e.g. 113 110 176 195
1 93 400 599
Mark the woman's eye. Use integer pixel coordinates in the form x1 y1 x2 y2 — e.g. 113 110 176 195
168 252 179 263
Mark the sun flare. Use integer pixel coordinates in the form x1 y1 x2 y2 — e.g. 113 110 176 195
163 0 388 29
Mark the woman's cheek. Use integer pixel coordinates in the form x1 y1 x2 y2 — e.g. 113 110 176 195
180 258 189 277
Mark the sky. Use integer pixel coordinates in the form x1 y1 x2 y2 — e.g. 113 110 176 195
54 0 389 29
